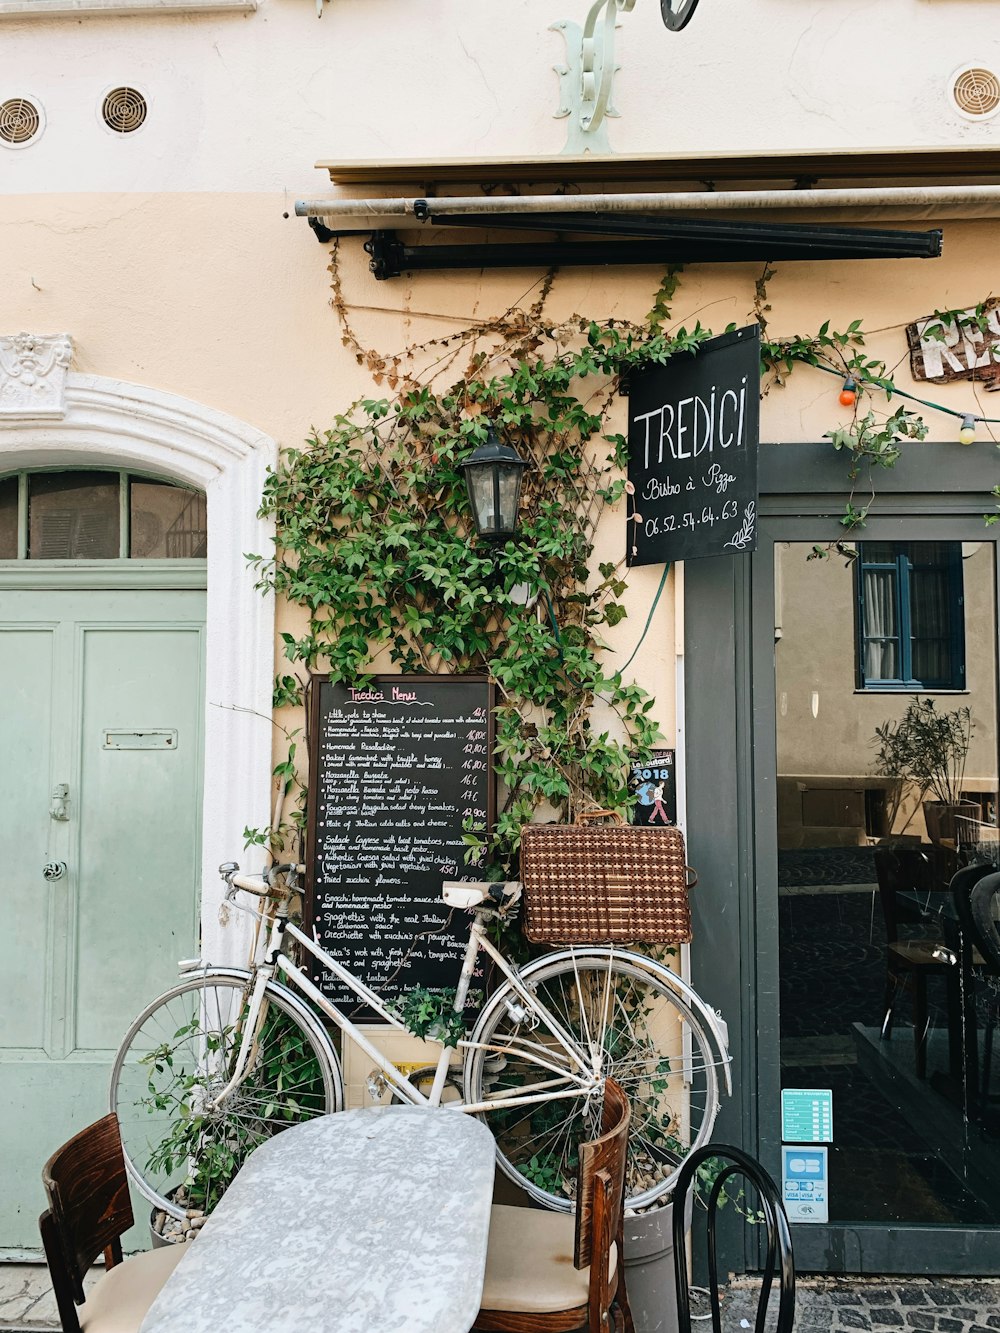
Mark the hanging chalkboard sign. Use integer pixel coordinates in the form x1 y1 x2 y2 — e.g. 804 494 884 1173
306 674 494 1015
627 324 760 567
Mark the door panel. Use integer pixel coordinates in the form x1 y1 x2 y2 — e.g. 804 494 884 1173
0 627 56 1049
0 589 204 1254
76 621 203 1050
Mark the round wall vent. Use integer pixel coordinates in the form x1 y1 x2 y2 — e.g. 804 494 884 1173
950 65 1000 120
0 97 43 147
101 86 147 134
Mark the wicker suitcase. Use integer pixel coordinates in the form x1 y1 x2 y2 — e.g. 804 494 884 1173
519 812 693 945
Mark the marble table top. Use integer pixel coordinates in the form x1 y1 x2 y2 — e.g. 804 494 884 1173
139 1105 496 1333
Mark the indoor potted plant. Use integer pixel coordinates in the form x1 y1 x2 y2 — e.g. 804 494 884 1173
872 698 977 845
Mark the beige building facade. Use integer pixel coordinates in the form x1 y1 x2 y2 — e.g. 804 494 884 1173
4 0 1000 1275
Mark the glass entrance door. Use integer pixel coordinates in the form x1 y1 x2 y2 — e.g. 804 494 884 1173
685 446 1000 1275
774 536 1000 1239
748 518 1000 1272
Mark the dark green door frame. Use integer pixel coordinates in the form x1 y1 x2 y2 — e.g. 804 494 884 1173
686 443 1000 1275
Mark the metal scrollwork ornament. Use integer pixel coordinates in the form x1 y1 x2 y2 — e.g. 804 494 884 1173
660 0 700 31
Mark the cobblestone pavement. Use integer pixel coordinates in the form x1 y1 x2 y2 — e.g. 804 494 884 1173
3 1262 999 1331
720 1276 1000 1332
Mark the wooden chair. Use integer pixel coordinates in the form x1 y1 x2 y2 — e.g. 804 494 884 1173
873 845 956 1077
472 1078 634 1333
39 1113 185 1333
671 1144 795 1333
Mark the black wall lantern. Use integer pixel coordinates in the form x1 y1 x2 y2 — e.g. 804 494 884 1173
460 427 528 541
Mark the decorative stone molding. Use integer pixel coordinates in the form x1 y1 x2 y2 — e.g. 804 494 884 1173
0 333 73 419
0 372 276 966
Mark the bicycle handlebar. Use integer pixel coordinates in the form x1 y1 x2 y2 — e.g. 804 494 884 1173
218 862 303 903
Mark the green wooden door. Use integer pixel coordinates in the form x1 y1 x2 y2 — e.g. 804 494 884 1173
0 588 204 1255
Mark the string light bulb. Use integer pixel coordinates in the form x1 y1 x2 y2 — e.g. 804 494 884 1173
839 377 857 407
959 413 978 446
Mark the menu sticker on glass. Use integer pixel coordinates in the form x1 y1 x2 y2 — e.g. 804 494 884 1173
781 1088 833 1144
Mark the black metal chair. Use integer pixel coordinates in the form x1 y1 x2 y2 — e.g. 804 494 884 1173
969 871 1000 1124
671 1144 795 1333
873 845 956 1077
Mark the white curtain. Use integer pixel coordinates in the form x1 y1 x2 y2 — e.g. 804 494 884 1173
863 568 897 680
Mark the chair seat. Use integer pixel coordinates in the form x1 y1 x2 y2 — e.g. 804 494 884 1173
79 1244 185 1333
888 940 952 967
478 1204 618 1315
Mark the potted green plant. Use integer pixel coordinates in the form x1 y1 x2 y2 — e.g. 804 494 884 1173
143 1001 330 1246
872 698 977 845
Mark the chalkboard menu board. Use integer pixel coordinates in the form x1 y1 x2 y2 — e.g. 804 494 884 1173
306 674 494 1015
627 324 760 567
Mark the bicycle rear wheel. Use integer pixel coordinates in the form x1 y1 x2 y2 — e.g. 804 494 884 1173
110 968 343 1218
463 948 727 1211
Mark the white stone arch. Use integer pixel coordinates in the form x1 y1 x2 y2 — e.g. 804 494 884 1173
0 371 277 965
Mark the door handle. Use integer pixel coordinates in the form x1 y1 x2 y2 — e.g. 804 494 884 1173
50 784 69 821
42 861 67 882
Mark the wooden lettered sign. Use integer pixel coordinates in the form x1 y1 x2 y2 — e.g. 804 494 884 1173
626 325 760 567
906 299 1000 387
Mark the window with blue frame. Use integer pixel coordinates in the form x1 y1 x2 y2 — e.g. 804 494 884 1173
856 541 965 690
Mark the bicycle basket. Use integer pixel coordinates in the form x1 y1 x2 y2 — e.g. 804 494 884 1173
519 813 693 944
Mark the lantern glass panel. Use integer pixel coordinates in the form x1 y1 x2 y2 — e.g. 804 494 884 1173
467 467 499 535
496 464 523 534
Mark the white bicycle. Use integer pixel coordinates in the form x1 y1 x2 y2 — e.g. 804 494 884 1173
111 862 731 1221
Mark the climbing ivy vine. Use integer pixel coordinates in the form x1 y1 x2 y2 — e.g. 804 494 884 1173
250 295 713 870
248 258 994 859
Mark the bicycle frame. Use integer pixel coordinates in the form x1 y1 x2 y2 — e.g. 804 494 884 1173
213 890 605 1119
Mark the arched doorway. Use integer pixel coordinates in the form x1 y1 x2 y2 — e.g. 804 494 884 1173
0 370 275 1256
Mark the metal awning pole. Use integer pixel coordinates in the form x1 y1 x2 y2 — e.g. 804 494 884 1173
294 183 1000 221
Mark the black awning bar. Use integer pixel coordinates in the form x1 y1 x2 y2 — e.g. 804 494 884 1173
418 209 944 259
361 225 942 279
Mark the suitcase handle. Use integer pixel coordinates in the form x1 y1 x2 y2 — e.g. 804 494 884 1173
575 809 625 826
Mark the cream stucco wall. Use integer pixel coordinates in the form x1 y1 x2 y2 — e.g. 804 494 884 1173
2 0 1000 192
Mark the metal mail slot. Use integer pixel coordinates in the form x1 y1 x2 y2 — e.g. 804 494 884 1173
103 729 178 750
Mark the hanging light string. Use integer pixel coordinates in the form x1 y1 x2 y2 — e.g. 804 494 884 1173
811 361 1000 429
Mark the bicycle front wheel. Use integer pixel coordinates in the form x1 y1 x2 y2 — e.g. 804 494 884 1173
464 949 724 1211
110 969 343 1219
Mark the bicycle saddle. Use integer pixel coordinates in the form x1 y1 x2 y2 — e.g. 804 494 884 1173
442 881 522 909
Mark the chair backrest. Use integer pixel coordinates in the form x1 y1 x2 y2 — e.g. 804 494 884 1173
970 871 1000 973
950 862 994 955
873 846 938 941
671 1143 795 1333
41 1113 134 1305
573 1077 630 1270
